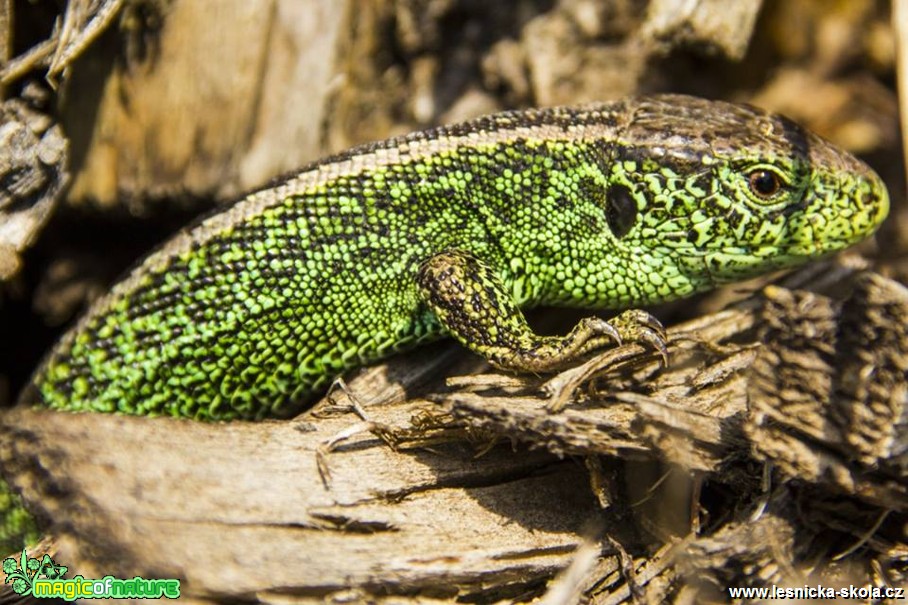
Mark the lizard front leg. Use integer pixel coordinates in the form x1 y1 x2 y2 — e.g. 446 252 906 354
416 250 667 373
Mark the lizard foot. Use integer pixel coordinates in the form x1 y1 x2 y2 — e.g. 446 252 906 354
605 309 669 367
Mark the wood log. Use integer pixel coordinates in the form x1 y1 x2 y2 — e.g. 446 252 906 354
2 260 905 603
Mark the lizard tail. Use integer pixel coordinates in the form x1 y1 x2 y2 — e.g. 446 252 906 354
0 479 40 556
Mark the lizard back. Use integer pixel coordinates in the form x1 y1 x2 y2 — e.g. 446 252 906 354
24 101 632 419
22 95 888 420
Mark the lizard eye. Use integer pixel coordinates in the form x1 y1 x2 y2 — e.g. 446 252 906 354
747 169 783 199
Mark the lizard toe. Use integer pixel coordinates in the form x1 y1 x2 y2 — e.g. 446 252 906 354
583 317 623 346
607 309 669 365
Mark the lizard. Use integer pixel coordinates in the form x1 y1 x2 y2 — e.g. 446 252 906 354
0 94 890 549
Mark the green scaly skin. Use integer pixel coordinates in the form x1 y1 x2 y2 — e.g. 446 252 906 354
1 94 889 551
0 482 40 554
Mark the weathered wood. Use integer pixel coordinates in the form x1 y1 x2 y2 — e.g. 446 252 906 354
1 407 597 602
2 261 906 603
62 0 352 208
0 87 67 281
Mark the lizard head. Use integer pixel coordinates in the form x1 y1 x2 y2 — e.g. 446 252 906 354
606 95 889 290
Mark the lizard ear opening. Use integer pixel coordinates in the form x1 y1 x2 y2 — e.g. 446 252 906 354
605 184 637 239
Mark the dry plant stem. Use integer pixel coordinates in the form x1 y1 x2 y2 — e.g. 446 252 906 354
537 540 603 605
543 344 661 413
0 38 56 85
895 0 908 188
48 0 126 77
0 0 11 67
592 542 678 605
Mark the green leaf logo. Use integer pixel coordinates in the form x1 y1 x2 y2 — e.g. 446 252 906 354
2 549 66 595
2 549 34 596
39 554 67 579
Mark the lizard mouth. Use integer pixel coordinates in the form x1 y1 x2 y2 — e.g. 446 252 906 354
790 172 890 255
688 238 861 287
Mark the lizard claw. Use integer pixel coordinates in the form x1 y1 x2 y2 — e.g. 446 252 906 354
587 317 623 346
638 313 666 338
637 327 669 367
607 309 669 366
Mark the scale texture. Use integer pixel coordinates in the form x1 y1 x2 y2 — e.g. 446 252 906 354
21 94 889 421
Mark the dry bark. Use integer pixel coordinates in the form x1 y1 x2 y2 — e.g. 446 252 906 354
0 87 67 281
2 260 906 603
60 0 353 209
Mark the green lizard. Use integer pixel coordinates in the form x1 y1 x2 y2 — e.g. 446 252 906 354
1 94 889 549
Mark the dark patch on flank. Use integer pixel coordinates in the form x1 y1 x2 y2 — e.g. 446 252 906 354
605 184 638 239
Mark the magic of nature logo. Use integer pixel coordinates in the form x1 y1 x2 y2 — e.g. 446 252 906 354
3 549 180 600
